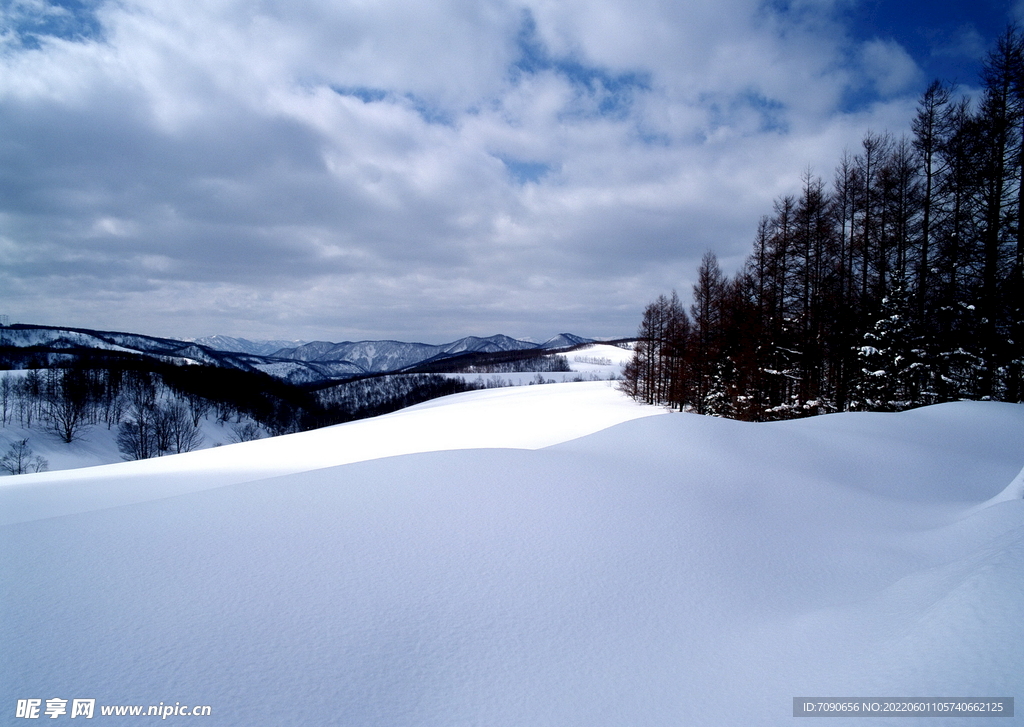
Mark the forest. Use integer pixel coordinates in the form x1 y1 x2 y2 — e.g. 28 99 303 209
0 325 591 468
622 28 1024 419
0 353 481 466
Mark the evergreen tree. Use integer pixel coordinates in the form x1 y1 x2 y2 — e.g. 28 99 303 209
851 275 921 411
625 25 1024 419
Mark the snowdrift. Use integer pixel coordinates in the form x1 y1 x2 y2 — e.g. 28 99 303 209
2 383 1023 726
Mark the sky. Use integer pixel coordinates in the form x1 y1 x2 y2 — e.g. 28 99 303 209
0 0 1018 344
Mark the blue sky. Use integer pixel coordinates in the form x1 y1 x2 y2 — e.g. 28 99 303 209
0 0 1017 343
844 0 1004 82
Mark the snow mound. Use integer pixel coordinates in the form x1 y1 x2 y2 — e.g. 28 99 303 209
2 394 1023 726
976 462 1024 509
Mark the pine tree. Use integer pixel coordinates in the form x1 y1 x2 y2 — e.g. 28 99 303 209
851 275 920 411
702 361 733 417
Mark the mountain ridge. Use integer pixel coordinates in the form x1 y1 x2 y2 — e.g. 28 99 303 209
0 324 597 384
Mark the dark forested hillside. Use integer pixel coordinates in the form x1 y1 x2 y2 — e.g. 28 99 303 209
623 28 1024 419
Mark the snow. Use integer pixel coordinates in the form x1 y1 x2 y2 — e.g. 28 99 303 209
439 343 633 386
976 461 1024 509
273 334 547 372
0 382 664 524
0 328 140 354
564 342 633 374
2 385 1023 726
0 416 261 476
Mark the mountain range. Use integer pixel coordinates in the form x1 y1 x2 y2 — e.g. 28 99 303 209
1 325 594 384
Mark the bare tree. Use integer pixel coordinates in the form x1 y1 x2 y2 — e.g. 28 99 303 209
1 438 48 475
160 401 204 454
116 374 158 460
45 368 92 443
183 391 212 427
116 421 157 461
0 375 11 426
229 421 263 443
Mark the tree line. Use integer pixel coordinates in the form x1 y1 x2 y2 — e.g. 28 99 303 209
622 28 1024 418
0 361 292 460
453 354 571 374
1 352 482 465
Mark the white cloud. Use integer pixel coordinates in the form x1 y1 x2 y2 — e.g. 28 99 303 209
0 0 942 341
859 38 922 97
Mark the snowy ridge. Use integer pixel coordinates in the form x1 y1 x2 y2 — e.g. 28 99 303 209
1 325 363 384
2 325 245 368
539 332 592 348
0 347 632 478
270 333 583 372
189 336 308 356
2 325 597 382
3 389 1023 726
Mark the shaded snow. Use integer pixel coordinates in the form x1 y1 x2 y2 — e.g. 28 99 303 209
2 387 1023 726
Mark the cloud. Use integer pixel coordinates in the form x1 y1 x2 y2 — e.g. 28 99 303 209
0 0 955 341
931 24 987 61
1014 0 1024 24
859 38 922 97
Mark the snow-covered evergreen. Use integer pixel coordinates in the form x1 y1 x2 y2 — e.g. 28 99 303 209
851 275 923 411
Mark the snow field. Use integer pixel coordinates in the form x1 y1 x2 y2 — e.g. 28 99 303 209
2 385 1023 726
0 381 665 524
0 343 631 480
439 343 632 386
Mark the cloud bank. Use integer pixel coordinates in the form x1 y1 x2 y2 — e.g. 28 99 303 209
0 0 997 341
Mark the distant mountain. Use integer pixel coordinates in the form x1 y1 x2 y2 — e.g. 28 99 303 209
191 335 308 357
0 325 597 384
269 333 586 374
1 325 226 366
539 333 591 349
0 324 362 383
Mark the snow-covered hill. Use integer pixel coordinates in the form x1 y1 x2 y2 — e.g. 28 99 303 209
3 384 1022 726
0 325 223 366
0 346 628 475
0 410 269 475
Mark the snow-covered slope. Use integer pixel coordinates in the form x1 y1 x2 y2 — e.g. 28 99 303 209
564 341 633 373
0 382 662 522
0 415 262 475
2 387 1023 726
